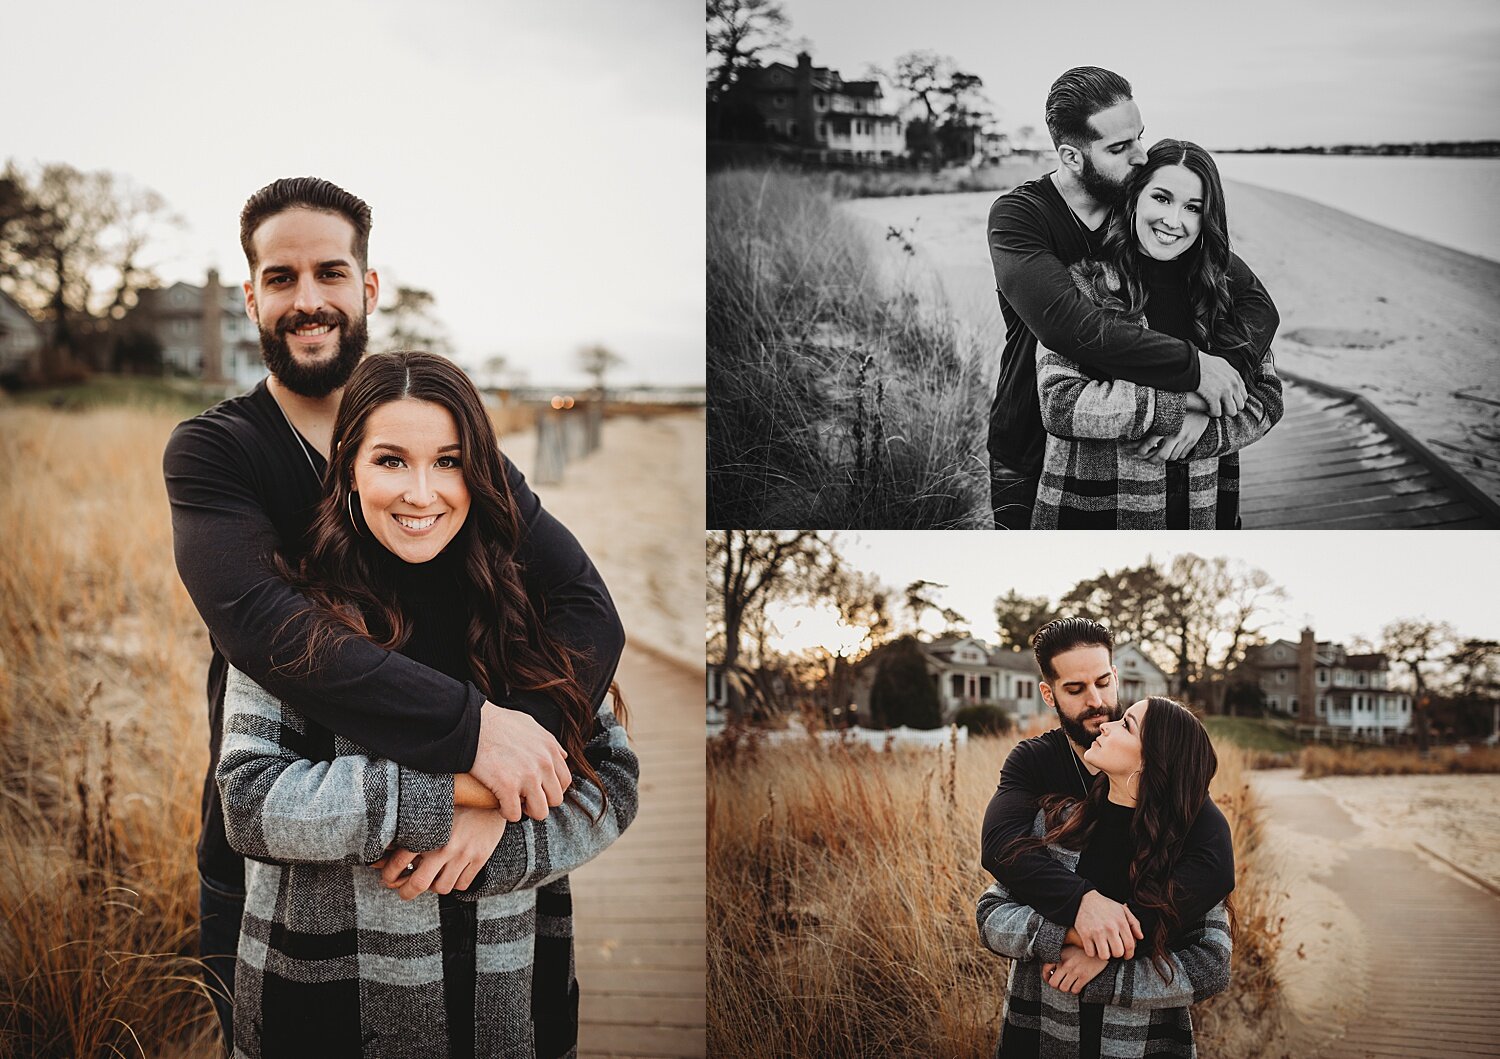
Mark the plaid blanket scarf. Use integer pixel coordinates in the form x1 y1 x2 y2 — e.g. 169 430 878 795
975 810 1232 1059
1031 260 1283 529
218 666 639 1059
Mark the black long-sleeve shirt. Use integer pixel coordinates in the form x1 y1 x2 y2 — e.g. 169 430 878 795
987 175 1201 472
979 728 1234 939
164 379 625 886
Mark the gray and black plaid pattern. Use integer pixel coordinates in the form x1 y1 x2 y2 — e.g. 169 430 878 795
218 667 639 1058
1031 260 1282 530
976 809 1231 1059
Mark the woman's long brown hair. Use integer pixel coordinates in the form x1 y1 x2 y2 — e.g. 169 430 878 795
275 350 622 815
1004 697 1219 979
1077 138 1258 384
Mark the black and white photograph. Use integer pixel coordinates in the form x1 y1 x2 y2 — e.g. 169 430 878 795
707 0 1500 529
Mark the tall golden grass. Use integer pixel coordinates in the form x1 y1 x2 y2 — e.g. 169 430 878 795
707 168 991 528
1300 744 1500 777
0 404 220 1056
706 730 1286 1058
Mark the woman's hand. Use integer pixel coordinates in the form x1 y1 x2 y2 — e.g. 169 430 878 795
372 807 511 900
1041 944 1111 995
1138 411 1210 464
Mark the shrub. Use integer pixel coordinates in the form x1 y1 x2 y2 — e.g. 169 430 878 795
953 704 1013 736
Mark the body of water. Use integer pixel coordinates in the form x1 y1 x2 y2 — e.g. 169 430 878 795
1212 154 1500 263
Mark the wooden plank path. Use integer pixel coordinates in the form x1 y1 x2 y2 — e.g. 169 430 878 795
571 647 706 1058
1241 375 1500 528
1253 774 1500 1057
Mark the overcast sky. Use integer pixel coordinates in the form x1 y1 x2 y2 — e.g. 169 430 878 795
2 0 703 387
773 0 1500 149
766 531 1498 655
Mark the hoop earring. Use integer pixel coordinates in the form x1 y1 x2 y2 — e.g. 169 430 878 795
347 490 364 537
1127 769 1142 799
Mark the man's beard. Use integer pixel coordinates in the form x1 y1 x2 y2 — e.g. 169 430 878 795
1078 152 1130 207
258 309 366 398
1056 700 1122 749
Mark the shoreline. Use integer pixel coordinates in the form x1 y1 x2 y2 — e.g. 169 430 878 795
843 178 1500 507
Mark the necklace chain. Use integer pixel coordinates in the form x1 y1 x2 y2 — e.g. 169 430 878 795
271 387 321 481
1071 746 1091 797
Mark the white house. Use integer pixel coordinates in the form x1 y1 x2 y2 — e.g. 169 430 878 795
1113 643 1171 704
0 289 45 377
1248 629 1412 739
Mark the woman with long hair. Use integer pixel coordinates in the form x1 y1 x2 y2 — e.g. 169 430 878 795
1031 139 1284 529
977 697 1232 1059
217 350 638 1058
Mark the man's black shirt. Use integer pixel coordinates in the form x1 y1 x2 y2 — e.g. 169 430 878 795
979 727 1235 939
987 175 1201 473
164 379 624 886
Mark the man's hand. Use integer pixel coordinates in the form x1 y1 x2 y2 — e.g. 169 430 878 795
1041 944 1112 995
1195 351 1247 418
1137 411 1210 464
373 807 509 900
470 702 570 823
1073 890 1143 960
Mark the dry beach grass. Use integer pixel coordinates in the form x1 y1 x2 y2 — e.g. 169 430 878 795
706 728 1287 1059
707 168 993 528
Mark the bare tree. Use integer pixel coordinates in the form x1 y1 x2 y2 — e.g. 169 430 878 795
378 285 451 354
0 161 180 376
1382 617 1458 751
706 0 789 105
885 52 986 171
576 343 624 396
707 530 835 722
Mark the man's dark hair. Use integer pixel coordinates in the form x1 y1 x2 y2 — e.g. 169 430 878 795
1032 616 1113 681
1044 66 1133 153
240 176 372 273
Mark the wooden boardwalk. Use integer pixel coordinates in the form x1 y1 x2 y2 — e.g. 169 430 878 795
1253 773 1500 1058
572 648 705 1058
1241 375 1500 528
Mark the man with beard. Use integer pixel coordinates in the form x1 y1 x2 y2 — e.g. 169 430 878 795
985 67 1250 527
163 177 623 1053
979 618 1234 963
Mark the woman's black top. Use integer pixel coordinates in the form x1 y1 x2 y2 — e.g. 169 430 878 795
1073 799 1139 1059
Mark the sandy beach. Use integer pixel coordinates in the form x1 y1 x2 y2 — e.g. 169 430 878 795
1252 770 1500 1051
501 409 704 671
844 180 1500 505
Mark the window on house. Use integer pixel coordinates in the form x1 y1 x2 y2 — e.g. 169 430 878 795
1017 679 1033 699
1317 697 1327 715
788 121 799 138
950 674 963 699
1267 695 1280 711
817 122 829 140
1289 697 1299 712
1277 671 1286 684
814 95 827 111
979 676 992 699
773 95 787 109
1357 672 1367 687
1317 669 1329 685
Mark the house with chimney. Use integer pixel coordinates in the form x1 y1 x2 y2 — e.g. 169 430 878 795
116 269 264 385
727 52 905 165
1246 628 1412 739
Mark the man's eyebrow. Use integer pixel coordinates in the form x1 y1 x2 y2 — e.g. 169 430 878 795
1061 670 1113 687
260 258 353 276
1105 125 1144 150
369 442 462 455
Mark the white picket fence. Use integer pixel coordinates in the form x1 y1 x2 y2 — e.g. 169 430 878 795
705 718 968 749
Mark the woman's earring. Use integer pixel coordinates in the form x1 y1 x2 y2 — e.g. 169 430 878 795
347 490 364 537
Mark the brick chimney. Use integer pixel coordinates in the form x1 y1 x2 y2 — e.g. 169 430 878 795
1297 627 1318 724
795 51 815 149
200 268 224 384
